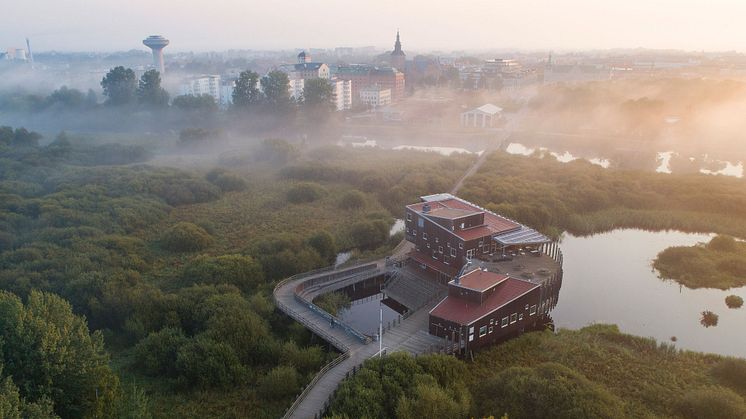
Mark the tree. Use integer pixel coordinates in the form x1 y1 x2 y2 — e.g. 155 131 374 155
308 231 336 263
175 336 245 388
302 78 334 109
0 290 122 418
160 222 213 252
172 94 217 112
181 254 264 292
101 66 137 105
473 362 625 419
137 70 169 107
232 70 261 108
46 86 85 109
260 71 292 111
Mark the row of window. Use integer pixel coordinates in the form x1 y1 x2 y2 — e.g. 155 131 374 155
478 304 539 338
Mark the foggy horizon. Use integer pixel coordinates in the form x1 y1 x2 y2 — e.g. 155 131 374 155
5 0 746 53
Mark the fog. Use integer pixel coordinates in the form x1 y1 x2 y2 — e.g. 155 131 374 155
6 1 746 52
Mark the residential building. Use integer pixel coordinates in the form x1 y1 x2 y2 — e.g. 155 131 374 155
180 75 221 103
359 85 391 107
278 51 330 80
334 64 405 104
328 78 352 110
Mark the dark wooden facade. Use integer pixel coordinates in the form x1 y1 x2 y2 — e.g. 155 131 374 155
429 285 541 351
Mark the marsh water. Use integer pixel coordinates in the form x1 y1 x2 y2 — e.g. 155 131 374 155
554 229 746 357
333 228 746 356
334 275 407 336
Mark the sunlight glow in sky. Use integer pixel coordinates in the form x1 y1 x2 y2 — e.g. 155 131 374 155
4 0 746 52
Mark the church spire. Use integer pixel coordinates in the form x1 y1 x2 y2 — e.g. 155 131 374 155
394 30 402 53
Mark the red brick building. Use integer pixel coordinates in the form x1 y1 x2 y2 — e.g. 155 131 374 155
429 268 540 350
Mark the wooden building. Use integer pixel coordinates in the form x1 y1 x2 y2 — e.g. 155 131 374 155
429 268 540 350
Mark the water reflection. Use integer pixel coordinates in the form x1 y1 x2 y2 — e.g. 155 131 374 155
334 276 406 336
554 229 746 357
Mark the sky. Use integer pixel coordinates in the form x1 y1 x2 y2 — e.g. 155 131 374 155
4 0 746 53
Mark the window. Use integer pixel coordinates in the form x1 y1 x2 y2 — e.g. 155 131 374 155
490 318 494 325
530 305 537 315
406 213 412 221
426 243 430 248
438 246 443 253
479 325 487 337
450 248 456 257
489 326 494 333
469 326 474 334
519 313 524 321
525 304 529 310
510 313 517 324
418 217 424 228
501 317 509 327
469 334 474 342
423 233 428 240
413 230 417 237
435 237 439 243
459 243 464 249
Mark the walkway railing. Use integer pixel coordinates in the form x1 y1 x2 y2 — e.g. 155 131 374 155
281 351 350 419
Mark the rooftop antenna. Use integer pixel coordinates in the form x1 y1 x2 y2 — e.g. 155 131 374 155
25 37 34 70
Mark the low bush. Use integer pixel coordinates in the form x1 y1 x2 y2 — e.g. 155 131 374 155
160 222 213 252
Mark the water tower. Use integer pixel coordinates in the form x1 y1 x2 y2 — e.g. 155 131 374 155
143 35 169 74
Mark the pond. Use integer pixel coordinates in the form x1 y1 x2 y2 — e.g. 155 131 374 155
334 276 408 337
554 229 746 357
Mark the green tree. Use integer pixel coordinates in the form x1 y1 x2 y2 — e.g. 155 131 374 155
181 254 264 292
101 66 137 105
46 86 85 109
473 362 625 419
134 328 188 377
302 78 334 109
232 70 261 107
172 94 217 111
175 336 245 388
256 366 300 400
137 70 169 107
160 222 213 252
308 231 336 263
0 290 122 418
260 71 292 111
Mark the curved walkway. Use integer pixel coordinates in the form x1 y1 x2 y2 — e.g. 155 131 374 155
273 260 444 419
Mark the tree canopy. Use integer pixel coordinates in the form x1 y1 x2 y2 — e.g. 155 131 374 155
101 66 137 106
137 70 169 107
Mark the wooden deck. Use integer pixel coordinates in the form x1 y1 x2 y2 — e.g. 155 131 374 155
273 259 445 419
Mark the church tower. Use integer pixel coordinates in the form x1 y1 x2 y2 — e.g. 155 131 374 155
390 30 406 72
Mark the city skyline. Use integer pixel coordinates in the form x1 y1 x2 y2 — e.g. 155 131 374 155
4 0 746 53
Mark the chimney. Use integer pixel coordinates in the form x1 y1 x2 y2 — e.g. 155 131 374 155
422 203 431 213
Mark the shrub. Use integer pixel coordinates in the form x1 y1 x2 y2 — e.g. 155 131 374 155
712 359 746 393
473 362 626 419
307 231 336 263
338 190 367 210
676 387 746 419
182 254 264 292
286 182 325 204
708 235 738 252
256 366 301 400
314 291 351 316
160 222 213 252
725 295 743 309
700 310 719 327
175 336 246 388
134 327 189 377
347 220 389 250
206 169 247 192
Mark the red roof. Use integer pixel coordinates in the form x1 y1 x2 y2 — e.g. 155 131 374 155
439 198 518 234
407 197 519 241
453 269 509 291
430 277 539 325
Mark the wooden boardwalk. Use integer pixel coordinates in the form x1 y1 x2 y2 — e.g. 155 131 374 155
273 260 445 419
